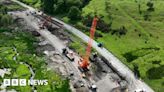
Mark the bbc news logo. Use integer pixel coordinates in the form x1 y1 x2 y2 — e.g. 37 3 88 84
3 79 48 86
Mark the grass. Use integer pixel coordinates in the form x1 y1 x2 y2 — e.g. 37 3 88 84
18 0 41 8
81 0 164 91
7 3 25 11
14 64 31 78
0 1 26 11
68 32 86 56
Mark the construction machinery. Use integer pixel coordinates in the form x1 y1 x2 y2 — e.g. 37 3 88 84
62 48 75 61
78 16 98 71
97 42 103 48
39 16 52 29
89 52 98 62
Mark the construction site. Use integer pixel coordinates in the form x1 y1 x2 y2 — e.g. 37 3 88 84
9 9 126 92
1 0 162 92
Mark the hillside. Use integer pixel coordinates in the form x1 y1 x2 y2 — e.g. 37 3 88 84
82 0 164 92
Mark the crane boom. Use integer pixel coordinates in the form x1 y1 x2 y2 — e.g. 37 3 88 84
79 17 98 69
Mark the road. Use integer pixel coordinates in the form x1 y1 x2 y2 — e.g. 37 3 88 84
11 0 154 92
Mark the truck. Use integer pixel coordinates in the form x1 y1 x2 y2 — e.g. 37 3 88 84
62 48 75 61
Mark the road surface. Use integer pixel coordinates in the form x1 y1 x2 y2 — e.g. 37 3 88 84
10 0 154 92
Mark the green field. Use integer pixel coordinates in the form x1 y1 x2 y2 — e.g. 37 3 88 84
82 0 164 92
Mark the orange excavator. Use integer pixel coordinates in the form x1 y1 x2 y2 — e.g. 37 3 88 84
78 16 98 71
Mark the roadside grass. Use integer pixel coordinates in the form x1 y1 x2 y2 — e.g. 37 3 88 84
67 30 86 56
145 78 164 92
18 0 41 8
0 1 26 11
7 3 25 11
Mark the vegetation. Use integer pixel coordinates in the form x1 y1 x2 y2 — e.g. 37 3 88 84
82 0 164 92
18 0 41 8
68 32 86 56
0 1 24 11
0 1 25 27
68 6 81 20
0 14 13 27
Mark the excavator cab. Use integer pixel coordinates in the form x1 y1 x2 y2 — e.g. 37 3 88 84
78 57 89 72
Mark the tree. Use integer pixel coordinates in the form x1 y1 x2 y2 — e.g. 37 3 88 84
82 0 90 7
68 6 81 20
55 0 67 13
66 0 82 8
41 0 54 14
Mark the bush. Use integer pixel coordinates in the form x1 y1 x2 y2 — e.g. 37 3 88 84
95 31 103 38
75 22 89 32
0 14 13 26
62 17 70 23
146 65 164 79
97 19 111 33
68 6 81 20
83 15 111 33
0 4 7 14
111 26 127 36
147 1 154 12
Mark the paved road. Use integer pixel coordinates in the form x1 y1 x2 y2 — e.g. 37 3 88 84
11 0 154 92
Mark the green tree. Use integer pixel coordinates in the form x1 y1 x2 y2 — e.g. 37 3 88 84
82 0 90 7
68 6 81 20
66 0 82 8
41 0 54 14
55 0 66 13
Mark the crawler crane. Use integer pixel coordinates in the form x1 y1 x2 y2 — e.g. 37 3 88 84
78 16 98 71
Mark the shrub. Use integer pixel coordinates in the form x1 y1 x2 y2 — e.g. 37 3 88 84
62 17 70 23
68 6 81 20
146 65 164 79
